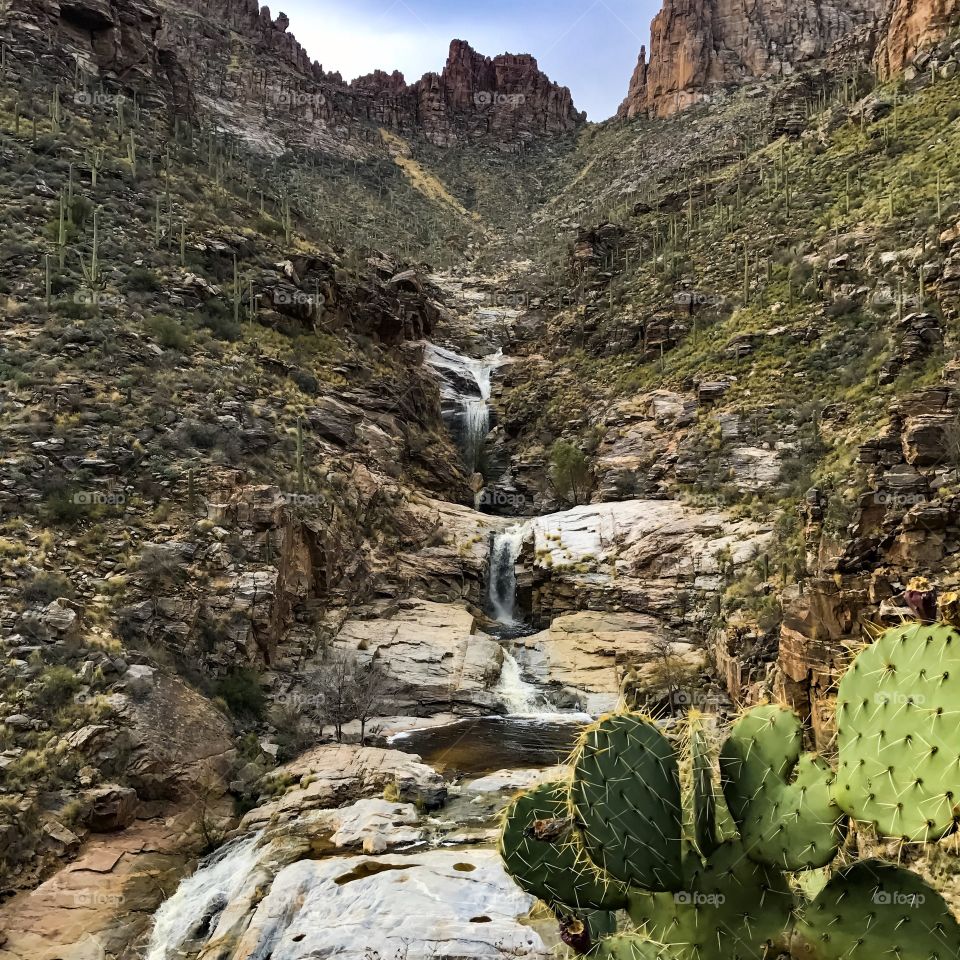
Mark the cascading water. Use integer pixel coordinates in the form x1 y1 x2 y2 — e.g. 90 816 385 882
487 523 549 715
488 524 527 626
494 648 543 714
144 831 263 960
424 343 503 473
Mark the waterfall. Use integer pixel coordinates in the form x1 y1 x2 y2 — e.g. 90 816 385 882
144 831 263 960
488 524 527 625
424 343 503 473
494 648 543 715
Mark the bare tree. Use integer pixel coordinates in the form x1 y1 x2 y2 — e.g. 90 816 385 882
310 649 393 745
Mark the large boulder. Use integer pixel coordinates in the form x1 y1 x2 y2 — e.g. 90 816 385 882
83 785 138 832
241 744 447 829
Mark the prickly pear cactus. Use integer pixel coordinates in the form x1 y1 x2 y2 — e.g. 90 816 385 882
593 936 682 960
720 705 846 870
571 713 684 891
626 841 796 960
835 622 960 841
792 860 960 960
688 713 721 858
498 780 628 911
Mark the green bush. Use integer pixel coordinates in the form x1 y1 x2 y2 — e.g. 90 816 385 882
549 439 592 505
22 571 74 603
216 668 266 722
127 267 160 292
146 315 189 351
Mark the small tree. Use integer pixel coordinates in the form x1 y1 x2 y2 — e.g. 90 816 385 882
549 440 592 505
349 654 393 745
310 649 393 745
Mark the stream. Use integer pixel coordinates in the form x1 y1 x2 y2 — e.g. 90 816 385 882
139 338 586 959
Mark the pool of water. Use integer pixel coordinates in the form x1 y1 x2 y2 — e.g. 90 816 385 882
388 715 589 777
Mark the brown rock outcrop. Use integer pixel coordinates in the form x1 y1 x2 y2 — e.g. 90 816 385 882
618 0 888 119
876 0 960 76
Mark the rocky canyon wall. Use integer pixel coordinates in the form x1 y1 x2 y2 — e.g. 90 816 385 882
875 0 960 75
618 0 957 120
5 0 584 147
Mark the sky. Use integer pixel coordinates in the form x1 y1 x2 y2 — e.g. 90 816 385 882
275 0 659 120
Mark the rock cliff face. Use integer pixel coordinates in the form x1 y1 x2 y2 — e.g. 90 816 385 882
618 0 887 119
875 0 960 76
7 0 583 147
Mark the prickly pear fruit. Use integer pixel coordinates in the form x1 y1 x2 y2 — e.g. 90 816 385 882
558 909 619 955
571 712 684 891
792 860 960 960
720 705 846 870
498 780 628 911
835 622 960 841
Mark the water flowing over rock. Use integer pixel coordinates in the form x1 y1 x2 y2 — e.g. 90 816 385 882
145 832 264 960
492 649 545 714
488 524 527 625
424 344 504 474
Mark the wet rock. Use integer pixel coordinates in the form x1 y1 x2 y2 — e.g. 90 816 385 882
241 745 447 829
332 599 503 714
221 850 547 960
517 611 705 713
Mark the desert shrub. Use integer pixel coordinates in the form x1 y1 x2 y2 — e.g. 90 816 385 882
145 315 189 351
34 666 80 708
127 267 160 292
216 668 266 722
22 572 74 603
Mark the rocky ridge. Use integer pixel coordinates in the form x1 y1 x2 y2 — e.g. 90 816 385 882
8 0 583 148
617 0 960 119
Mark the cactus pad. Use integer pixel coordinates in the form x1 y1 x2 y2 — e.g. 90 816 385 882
499 780 628 911
835 622 960 841
571 712 684 890
720 705 846 870
593 936 683 960
626 841 796 960
688 714 720 857
792 860 960 960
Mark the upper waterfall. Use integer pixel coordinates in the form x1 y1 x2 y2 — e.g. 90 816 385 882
424 343 504 474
